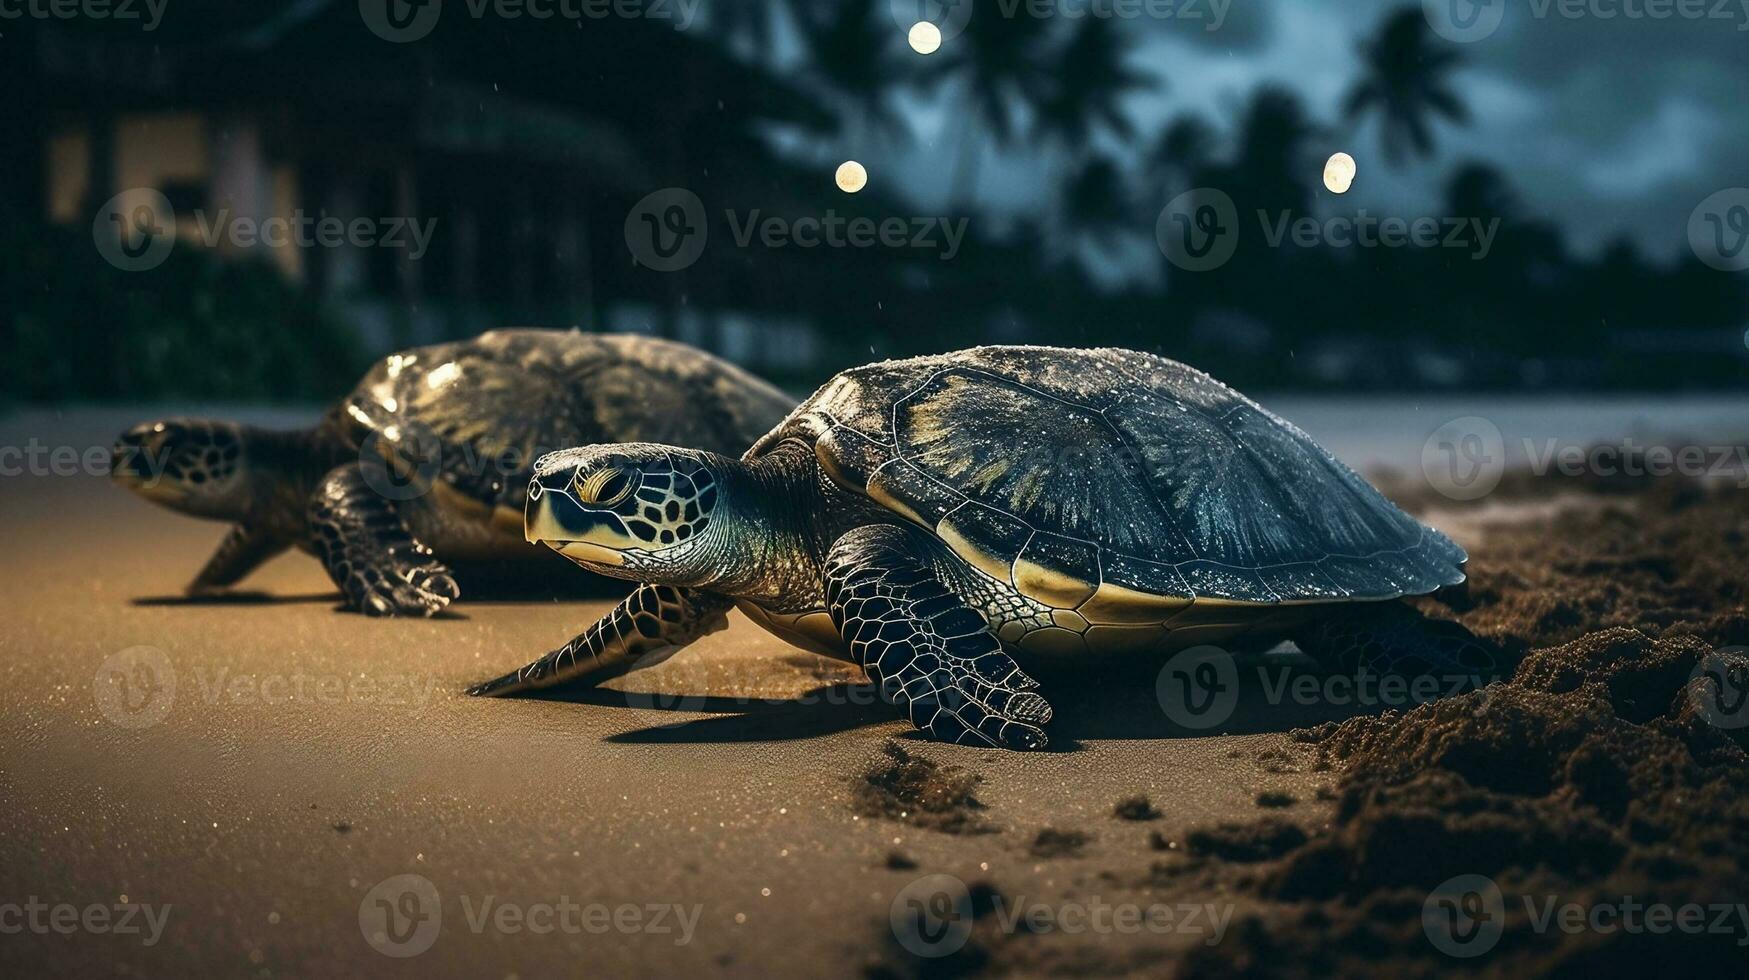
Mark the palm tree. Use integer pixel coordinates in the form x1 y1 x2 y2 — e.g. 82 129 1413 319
1343 8 1469 165
1059 155 1131 250
931 11 1057 206
799 0 912 155
1231 87 1318 216
1034 18 1151 150
709 0 789 59
1145 113 1219 196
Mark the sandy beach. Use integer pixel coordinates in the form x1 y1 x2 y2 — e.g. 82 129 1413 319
2 406 1745 977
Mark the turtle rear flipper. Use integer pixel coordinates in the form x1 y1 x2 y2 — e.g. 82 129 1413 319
307 464 459 617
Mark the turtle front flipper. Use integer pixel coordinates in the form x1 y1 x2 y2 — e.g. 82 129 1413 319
466 584 731 696
187 523 290 595
1291 602 1505 688
307 465 459 617
825 524 1052 751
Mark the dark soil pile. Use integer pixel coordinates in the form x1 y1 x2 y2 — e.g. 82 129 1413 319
1183 482 1749 977
853 741 995 835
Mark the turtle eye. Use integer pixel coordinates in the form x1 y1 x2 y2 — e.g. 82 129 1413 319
573 466 636 506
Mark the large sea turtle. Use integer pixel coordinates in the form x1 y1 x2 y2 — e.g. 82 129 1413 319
110 329 793 616
470 346 1496 748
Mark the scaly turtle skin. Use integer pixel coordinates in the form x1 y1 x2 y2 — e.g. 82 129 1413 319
110 329 792 616
471 346 1498 748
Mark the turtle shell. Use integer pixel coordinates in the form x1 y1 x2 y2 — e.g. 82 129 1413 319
751 346 1465 611
343 329 792 516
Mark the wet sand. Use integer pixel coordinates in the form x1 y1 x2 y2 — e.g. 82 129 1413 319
4 408 1744 978
0 411 1344 977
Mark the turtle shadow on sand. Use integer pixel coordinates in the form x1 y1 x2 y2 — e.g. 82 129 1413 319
519 682 894 744
1039 652 1405 744
515 649 1429 749
129 566 632 610
132 591 338 607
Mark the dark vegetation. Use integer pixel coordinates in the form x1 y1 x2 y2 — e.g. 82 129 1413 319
4 4 1744 403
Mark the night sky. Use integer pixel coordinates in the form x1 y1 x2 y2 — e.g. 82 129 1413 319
854 0 1748 263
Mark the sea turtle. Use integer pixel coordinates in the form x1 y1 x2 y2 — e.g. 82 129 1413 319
470 346 1497 748
110 329 793 617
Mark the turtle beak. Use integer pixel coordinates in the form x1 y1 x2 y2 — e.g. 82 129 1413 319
111 423 179 497
523 476 564 545
523 473 628 567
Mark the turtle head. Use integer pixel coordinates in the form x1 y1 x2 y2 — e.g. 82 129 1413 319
112 418 257 519
524 443 729 584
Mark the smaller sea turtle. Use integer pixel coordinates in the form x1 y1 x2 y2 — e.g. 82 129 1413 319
111 329 792 616
471 346 1498 749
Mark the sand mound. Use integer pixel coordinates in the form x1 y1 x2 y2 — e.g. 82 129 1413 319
1181 484 1749 977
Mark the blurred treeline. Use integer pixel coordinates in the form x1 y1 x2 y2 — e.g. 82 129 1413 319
1 2 1743 405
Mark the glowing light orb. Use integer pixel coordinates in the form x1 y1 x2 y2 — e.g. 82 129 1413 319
908 21 942 55
1323 152 1357 194
835 160 868 194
